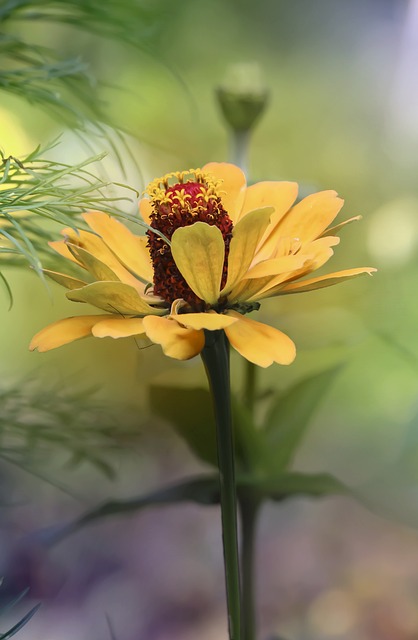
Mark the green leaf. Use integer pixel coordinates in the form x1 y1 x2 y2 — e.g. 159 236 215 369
46 474 220 545
150 384 265 472
45 471 350 545
0 603 40 639
250 471 349 501
149 385 218 467
231 395 264 473
262 366 342 473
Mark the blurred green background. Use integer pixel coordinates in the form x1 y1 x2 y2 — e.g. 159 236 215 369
2 0 418 638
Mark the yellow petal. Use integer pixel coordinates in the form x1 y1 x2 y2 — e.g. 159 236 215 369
92 316 146 338
171 311 238 330
143 315 204 360
66 243 120 282
43 269 88 290
59 226 109 255
278 267 377 295
30 315 104 352
49 239 81 265
240 181 298 224
66 281 165 315
226 251 312 302
244 237 341 302
58 226 144 289
320 215 362 237
257 236 340 284
171 222 224 305
221 207 273 297
83 211 154 283
224 311 296 367
274 190 344 243
226 277 272 304
291 236 340 274
244 254 309 279
139 198 153 225
202 162 246 223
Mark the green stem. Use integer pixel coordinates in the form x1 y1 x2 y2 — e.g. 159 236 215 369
201 330 241 640
240 497 260 640
230 129 251 174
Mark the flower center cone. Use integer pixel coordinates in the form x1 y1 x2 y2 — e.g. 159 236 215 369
147 178 233 309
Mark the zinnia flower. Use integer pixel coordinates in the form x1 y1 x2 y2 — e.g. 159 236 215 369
30 163 375 366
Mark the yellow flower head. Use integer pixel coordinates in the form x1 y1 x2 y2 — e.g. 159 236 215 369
30 163 375 367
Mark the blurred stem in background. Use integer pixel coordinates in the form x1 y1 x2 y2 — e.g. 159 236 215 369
217 63 270 640
217 62 269 175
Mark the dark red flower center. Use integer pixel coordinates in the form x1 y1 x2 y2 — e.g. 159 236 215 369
146 175 233 310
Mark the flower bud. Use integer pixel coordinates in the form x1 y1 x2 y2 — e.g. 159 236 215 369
216 63 269 133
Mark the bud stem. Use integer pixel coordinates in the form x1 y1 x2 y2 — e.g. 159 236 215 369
230 129 251 175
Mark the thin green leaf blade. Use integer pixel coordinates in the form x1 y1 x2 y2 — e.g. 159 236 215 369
251 471 349 501
262 366 342 472
0 603 40 639
46 474 220 545
150 384 264 472
149 385 218 467
231 395 264 473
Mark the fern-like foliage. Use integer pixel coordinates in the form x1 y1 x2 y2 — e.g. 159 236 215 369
0 584 40 639
0 0 166 133
0 376 142 485
0 1 173 292
0 142 137 304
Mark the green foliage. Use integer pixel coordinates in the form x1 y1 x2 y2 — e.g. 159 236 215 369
45 469 349 543
231 394 265 474
150 366 342 482
0 377 141 483
0 142 137 303
149 384 218 466
149 385 267 473
44 474 221 545
248 471 348 501
0 33 103 131
0 0 165 135
53 365 349 541
0 0 164 52
0 586 40 638
262 366 342 474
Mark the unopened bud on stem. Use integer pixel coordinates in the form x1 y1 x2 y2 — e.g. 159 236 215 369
216 63 269 134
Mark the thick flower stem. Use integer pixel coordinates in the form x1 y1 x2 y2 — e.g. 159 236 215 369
241 359 258 639
201 330 241 640
240 496 260 640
